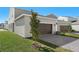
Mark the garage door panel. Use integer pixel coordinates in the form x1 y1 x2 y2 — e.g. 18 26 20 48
38 24 52 34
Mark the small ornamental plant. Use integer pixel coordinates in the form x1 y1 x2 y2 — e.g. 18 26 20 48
32 42 41 50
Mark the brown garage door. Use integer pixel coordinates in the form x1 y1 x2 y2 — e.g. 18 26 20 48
60 26 70 32
38 24 52 34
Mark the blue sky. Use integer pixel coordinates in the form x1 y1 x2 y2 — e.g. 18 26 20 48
0 7 9 23
0 7 79 23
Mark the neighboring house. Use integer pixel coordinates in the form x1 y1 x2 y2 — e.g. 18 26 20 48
6 8 71 38
4 21 8 29
72 20 79 31
58 16 78 22
0 23 4 29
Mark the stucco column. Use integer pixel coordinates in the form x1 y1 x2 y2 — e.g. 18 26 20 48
55 24 58 32
52 24 56 34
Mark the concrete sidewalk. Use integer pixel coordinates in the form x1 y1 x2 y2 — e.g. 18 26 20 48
0 29 7 31
61 39 79 52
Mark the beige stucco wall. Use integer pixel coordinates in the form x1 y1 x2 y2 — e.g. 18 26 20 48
14 16 26 37
24 16 32 37
72 25 79 31
58 21 71 25
38 16 56 24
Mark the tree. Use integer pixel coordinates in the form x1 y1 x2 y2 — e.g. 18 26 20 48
30 10 40 42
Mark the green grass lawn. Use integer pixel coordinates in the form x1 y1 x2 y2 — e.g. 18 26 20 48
60 32 79 38
0 31 71 52
0 31 39 52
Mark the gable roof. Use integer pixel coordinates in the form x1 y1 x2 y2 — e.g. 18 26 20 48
15 8 58 19
15 8 31 18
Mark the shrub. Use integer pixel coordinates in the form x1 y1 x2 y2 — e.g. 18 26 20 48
71 29 75 32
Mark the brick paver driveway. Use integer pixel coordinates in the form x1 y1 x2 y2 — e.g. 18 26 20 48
40 34 79 51
40 34 77 46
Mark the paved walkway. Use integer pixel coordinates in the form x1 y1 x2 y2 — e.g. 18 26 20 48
40 34 79 51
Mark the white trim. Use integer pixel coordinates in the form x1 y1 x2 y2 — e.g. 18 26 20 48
15 14 26 20
15 14 57 21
